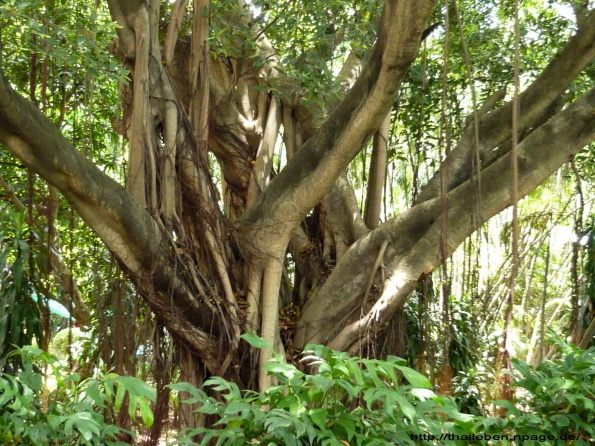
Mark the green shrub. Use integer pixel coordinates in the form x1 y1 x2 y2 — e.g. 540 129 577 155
476 344 595 445
171 334 474 446
0 210 42 373
0 345 155 445
3 337 593 445
172 336 595 446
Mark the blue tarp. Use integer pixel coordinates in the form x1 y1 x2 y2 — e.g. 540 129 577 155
32 294 71 318
47 300 71 318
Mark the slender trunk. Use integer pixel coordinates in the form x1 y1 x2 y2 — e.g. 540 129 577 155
259 259 283 391
364 112 390 229
569 160 583 344
579 316 595 349
178 351 204 432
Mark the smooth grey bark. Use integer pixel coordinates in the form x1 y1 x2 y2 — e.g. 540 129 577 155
235 0 437 389
297 87 595 350
364 112 390 229
238 0 438 258
295 13 595 349
0 71 223 373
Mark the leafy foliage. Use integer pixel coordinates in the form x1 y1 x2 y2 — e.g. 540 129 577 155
0 210 42 373
0 346 155 445
0 0 128 88
1 337 595 445
171 334 474 445
477 341 595 445
169 336 595 446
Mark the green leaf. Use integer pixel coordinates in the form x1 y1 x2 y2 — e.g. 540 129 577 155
265 412 294 431
116 376 156 402
360 360 384 388
138 397 154 428
386 355 407 366
393 392 417 421
241 333 273 350
308 374 334 393
205 376 242 400
338 417 355 440
128 394 138 418
168 381 207 406
114 382 126 411
309 408 328 430
74 414 100 442
395 365 432 389
264 361 304 380
550 414 570 427
84 381 106 408
48 415 68 429
410 388 435 400
493 400 520 416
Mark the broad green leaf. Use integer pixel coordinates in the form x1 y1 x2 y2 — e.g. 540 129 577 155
395 365 432 389
241 333 273 350
138 397 154 428
128 394 138 418
116 376 156 401
114 382 126 411
309 408 328 430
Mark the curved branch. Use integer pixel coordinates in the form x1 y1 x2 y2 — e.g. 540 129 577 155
239 0 438 257
416 9 595 204
298 87 595 350
0 70 223 372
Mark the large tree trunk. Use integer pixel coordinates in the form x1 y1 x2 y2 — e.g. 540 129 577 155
1 0 595 398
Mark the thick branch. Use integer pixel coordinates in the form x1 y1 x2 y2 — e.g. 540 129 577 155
417 9 595 204
0 71 222 372
298 87 595 349
239 0 438 257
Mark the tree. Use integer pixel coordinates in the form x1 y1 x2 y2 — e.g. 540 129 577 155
0 0 594 396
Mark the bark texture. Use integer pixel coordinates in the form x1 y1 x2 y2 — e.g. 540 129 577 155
0 0 594 395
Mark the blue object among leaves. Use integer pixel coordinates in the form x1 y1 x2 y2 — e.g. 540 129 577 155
31 294 71 318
